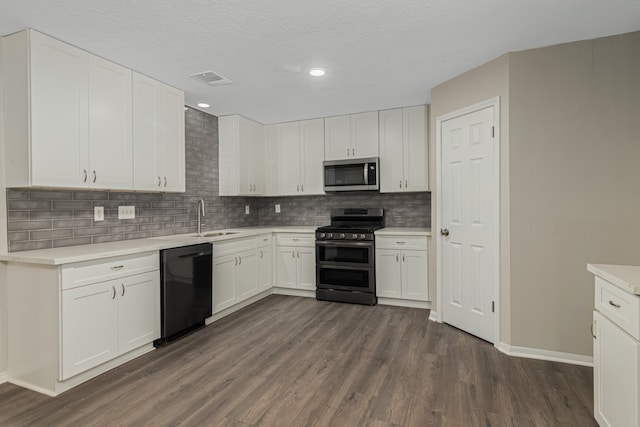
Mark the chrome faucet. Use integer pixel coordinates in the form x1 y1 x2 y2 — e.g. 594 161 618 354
197 199 205 234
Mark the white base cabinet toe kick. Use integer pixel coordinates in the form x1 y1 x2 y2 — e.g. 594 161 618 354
7 253 160 396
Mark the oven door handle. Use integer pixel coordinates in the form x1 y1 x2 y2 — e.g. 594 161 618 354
316 241 373 248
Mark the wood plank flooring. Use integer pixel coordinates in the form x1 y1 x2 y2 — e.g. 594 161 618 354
0 295 596 426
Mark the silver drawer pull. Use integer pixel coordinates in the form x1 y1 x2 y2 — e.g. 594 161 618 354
121 284 125 297
396 241 406 245
608 300 621 308
110 265 124 270
112 286 116 299
292 238 300 242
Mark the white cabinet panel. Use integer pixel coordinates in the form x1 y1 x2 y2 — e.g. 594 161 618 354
403 105 428 192
277 246 298 289
219 115 264 196
402 250 429 301
89 56 132 190
277 121 302 195
300 118 325 195
379 108 404 192
375 235 429 302
375 249 402 298
213 253 237 313
61 281 118 380
324 115 351 160
258 245 273 290
236 250 258 300
297 247 317 291
593 311 640 427
276 233 316 290
118 271 160 354
351 111 379 159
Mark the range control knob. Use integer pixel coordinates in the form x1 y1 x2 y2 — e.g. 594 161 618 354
360 234 366 239
320 233 326 238
327 233 333 239
339 233 345 239
352 233 358 239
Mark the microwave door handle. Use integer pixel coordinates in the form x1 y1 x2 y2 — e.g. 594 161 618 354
364 163 368 184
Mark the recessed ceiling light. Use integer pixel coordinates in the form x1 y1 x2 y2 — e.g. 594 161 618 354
309 68 326 77
197 103 210 108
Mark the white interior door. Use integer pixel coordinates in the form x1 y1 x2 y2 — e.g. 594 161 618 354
440 105 497 343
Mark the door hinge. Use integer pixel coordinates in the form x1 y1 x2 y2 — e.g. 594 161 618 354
491 126 495 138
492 301 495 313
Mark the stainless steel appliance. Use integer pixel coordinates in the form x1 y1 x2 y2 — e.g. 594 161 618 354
316 208 384 305
323 157 379 192
156 243 213 345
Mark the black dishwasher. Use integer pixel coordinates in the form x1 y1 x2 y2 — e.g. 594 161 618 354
155 243 213 345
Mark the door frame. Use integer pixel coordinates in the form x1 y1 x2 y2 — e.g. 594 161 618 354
435 96 501 345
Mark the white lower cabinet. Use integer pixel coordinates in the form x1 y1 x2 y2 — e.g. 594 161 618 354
213 235 271 314
375 235 429 302
61 270 159 380
7 252 160 395
275 233 316 290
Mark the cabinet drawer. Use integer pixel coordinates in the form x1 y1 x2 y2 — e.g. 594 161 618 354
276 234 314 246
595 276 640 340
61 252 159 290
258 234 273 247
213 236 257 257
376 235 427 250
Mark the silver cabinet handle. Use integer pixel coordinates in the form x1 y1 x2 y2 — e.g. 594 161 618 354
239 256 242 265
402 254 405 262
609 300 621 308
399 180 402 189
352 148 355 156
83 169 88 183
301 183 304 192
347 147 350 157
110 265 124 270
92 170 97 183
260 250 263 258
405 180 408 188
234 257 238 266
297 250 300 258
396 241 406 245
396 253 399 262
157 176 162 187
297 185 300 192
292 251 295 258
164 177 167 187
292 238 300 242
121 284 125 297
112 286 116 299
591 321 597 339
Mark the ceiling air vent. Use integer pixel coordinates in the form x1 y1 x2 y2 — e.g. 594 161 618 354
189 70 232 86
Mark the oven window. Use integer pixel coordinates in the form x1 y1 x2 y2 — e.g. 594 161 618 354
318 245 370 264
318 267 371 289
325 164 366 186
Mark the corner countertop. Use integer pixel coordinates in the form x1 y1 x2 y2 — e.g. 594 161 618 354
587 263 640 296
376 227 432 236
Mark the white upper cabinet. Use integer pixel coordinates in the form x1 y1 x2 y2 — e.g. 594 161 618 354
133 72 185 192
2 29 185 191
324 111 379 160
219 115 265 196
379 105 428 192
263 124 279 196
276 118 324 196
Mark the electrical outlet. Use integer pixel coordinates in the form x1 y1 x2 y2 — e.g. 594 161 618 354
94 206 104 221
245 205 250 215
275 204 281 213
118 205 135 220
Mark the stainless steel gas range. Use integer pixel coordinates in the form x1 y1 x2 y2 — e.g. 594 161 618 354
315 208 384 305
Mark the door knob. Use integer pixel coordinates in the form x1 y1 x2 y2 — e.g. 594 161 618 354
440 228 450 236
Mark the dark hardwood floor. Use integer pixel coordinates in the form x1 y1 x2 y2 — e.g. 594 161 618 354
0 295 596 426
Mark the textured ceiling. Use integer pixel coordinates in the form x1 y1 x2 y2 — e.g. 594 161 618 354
1 0 639 124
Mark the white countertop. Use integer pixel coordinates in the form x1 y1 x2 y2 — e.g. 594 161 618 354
0 226 316 266
376 227 431 236
587 263 640 296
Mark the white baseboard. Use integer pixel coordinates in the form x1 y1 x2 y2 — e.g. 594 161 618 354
272 287 315 298
0 371 7 384
496 342 593 367
428 310 439 322
377 298 429 310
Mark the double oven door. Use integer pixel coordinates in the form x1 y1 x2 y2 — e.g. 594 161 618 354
316 240 375 293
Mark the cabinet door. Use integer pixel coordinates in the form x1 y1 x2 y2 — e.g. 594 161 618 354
237 117 253 195
401 250 429 301
236 250 259 300
258 245 273 290
159 85 185 192
403 105 428 192
61 281 118 380
29 30 90 188
593 311 640 427
277 122 302 195
88 55 133 190
297 247 317 290
132 72 161 191
375 249 402 298
324 115 351 160
249 119 265 195
300 118 325 195
213 254 237 313
351 111 379 159
379 108 405 193
118 271 160 354
277 246 297 289
264 125 279 196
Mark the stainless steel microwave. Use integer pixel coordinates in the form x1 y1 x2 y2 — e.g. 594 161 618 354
323 157 379 192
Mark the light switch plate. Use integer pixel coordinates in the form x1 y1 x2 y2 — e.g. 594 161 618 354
275 204 281 213
118 206 135 220
245 205 250 214
94 206 104 221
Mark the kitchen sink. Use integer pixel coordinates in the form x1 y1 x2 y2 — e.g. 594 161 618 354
201 231 239 237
